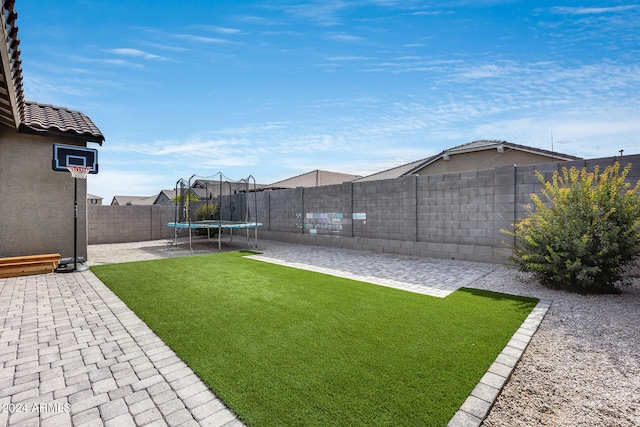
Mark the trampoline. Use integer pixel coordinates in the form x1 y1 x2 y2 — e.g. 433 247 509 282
168 172 262 251
168 220 263 251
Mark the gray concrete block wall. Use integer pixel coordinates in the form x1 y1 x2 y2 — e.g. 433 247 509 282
216 193 251 223
619 155 640 183
300 183 353 237
352 178 410 241
253 154 640 262
88 205 175 244
255 191 270 230
263 188 303 233
401 175 418 241
86 154 640 263
416 170 497 261
491 165 516 262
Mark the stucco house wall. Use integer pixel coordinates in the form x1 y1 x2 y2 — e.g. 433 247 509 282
414 149 563 175
0 126 88 258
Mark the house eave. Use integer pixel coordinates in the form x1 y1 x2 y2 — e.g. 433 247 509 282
0 1 24 130
18 122 104 145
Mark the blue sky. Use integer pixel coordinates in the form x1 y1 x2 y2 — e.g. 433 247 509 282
16 1 640 201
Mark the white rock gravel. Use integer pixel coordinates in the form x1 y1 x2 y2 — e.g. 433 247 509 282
476 266 640 427
88 239 640 426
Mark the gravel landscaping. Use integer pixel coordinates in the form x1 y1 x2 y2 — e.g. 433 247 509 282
477 267 640 426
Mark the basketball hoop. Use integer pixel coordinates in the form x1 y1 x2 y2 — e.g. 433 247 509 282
52 145 98 273
66 166 91 180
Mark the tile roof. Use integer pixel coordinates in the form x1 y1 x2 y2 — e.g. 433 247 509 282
0 1 104 142
21 102 104 142
259 170 362 190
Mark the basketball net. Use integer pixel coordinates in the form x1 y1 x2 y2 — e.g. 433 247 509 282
66 166 91 179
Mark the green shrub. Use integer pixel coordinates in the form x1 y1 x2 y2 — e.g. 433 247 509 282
172 190 199 203
502 162 640 293
193 203 219 236
194 203 218 221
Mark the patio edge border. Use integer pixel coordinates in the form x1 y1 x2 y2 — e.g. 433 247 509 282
447 298 553 426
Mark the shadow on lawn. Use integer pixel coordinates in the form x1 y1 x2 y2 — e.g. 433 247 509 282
457 286 539 305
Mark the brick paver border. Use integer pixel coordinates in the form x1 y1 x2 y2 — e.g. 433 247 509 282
447 299 552 426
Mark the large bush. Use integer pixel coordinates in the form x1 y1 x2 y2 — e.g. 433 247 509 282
503 163 640 293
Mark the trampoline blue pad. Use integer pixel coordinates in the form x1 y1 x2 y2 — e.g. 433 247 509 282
168 221 263 229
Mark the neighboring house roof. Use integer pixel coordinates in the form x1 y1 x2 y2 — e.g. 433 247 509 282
153 189 176 204
111 195 156 206
356 140 582 182
87 194 103 200
259 170 362 190
404 140 581 175
0 1 104 143
354 159 427 183
190 187 216 200
191 179 259 196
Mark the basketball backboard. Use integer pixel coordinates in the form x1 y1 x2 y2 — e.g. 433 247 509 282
52 144 98 174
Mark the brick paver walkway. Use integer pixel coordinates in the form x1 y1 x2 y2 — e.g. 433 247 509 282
250 243 496 297
0 271 242 427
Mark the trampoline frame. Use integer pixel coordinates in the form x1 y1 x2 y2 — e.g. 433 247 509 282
170 173 261 251
168 220 263 251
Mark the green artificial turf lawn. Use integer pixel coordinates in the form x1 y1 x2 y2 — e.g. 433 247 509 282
92 252 538 426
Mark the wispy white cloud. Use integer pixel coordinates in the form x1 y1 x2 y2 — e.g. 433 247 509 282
68 54 144 69
279 1 350 26
549 5 639 15
102 137 261 185
325 33 365 42
237 15 289 26
141 41 190 53
412 10 453 16
470 113 640 159
113 137 252 157
88 170 172 200
326 55 375 61
170 33 236 44
260 30 305 37
106 48 166 60
100 59 143 67
195 25 244 35
455 63 512 79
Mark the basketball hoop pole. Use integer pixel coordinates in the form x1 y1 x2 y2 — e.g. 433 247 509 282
73 176 79 271
66 166 91 272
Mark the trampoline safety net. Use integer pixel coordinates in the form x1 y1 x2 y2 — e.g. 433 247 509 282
171 173 261 250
